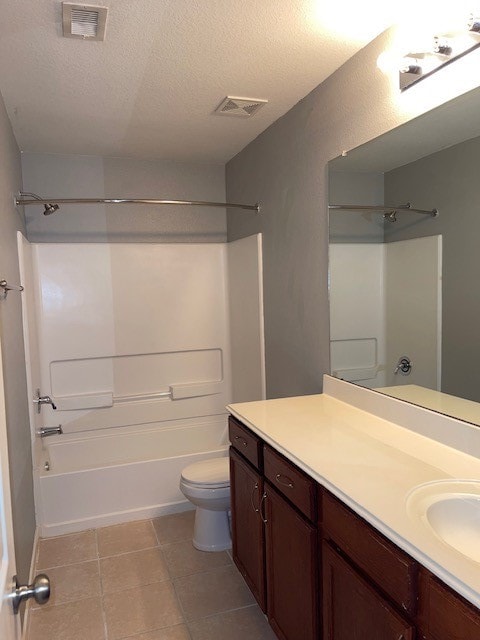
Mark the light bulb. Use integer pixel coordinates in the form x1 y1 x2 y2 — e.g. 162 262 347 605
400 58 423 74
433 37 452 55
468 13 480 32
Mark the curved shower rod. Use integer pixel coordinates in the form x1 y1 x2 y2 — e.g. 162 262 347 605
15 192 260 215
328 202 438 223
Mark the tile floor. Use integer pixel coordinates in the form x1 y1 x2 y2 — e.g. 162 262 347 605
26 511 277 640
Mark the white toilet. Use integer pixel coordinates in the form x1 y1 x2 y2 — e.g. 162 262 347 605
179 457 231 552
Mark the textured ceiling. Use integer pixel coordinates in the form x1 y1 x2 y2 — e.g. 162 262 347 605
0 1 396 162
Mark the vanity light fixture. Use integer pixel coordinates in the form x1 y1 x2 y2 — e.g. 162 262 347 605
398 11 480 90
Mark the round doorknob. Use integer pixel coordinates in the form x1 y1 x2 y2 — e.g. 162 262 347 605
11 573 50 614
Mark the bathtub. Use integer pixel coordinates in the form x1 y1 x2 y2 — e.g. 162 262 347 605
35 415 229 537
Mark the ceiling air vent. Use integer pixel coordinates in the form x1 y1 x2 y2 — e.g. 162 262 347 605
215 96 268 118
62 3 108 41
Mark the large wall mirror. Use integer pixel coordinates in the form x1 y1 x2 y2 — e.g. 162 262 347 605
328 86 480 426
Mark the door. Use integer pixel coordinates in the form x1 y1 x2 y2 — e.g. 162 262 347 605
323 541 414 640
230 448 266 611
0 336 21 639
265 483 318 640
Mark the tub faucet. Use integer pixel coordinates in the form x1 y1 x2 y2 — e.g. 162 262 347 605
33 389 57 413
38 426 63 438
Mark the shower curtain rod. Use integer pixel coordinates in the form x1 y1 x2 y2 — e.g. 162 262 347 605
15 193 260 214
328 202 438 217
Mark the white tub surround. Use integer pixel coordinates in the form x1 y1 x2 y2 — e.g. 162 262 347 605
18 233 265 537
227 375 480 610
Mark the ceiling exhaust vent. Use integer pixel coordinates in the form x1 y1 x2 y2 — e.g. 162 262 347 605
62 3 108 40
215 96 268 118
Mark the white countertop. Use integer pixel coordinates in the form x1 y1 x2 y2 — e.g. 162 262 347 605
227 379 480 609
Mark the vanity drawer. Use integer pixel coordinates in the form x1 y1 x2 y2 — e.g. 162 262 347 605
419 570 480 640
264 445 316 521
228 416 262 470
322 490 418 615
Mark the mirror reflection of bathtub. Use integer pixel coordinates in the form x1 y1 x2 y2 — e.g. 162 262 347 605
328 87 480 426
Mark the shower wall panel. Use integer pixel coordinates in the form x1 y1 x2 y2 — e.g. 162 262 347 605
329 243 386 387
30 243 232 433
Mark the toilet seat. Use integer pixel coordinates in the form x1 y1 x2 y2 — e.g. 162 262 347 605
181 457 230 488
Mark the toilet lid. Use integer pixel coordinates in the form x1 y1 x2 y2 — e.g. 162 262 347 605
181 457 230 487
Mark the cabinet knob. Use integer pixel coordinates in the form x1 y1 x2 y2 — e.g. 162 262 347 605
234 435 248 447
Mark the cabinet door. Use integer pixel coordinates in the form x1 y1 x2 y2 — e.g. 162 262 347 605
230 448 266 611
323 542 414 640
265 483 318 640
418 569 480 640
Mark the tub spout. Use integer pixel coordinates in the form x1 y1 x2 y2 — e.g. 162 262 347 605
38 426 63 438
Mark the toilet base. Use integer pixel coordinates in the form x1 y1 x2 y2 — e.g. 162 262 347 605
192 507 231 552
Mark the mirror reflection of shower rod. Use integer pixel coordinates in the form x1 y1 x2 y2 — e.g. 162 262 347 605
15 192 260 215
328 202 438 223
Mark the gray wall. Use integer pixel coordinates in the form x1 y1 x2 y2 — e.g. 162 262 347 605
385 135 480 402
22 153 227 243
329 171 384 243
0 91 35 584
225 26 477 399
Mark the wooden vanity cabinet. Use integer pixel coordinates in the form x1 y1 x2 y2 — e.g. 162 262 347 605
322 489 415 639
229 417 318 639
323 541 414 640
229 415 480 640
417 569 480 640
263 445 319 640
322 490 418 616
229 447 266 611
229 400 266 609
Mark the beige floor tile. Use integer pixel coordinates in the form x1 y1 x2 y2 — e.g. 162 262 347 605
173 565 255 622
101 547 170 593
103 581 184 640
188 606 276 640
36 530 97 568
97 520 158 557
162 540 231 578
125 625 191 639
33 560 101 608
152 511 195 545
27 597 105 640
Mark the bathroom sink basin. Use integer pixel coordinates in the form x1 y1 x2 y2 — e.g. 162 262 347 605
407 480 480 563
